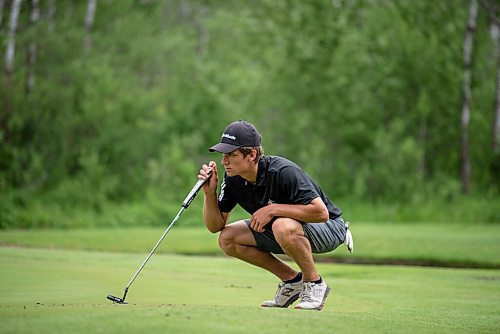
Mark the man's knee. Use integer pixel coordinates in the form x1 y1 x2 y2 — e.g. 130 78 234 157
218 226 235 255
218 221 257 257
272 218 304 242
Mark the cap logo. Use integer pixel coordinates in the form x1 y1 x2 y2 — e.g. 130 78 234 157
222 133 236 141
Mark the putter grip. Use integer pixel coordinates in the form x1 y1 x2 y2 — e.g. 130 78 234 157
181 168 212 208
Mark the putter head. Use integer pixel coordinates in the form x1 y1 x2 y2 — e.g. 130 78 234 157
107 294 128 304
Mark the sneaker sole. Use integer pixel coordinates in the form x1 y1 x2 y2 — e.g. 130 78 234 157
294 286 331 311
261 293 300 308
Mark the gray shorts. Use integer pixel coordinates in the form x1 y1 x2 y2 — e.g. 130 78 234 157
244 217 347 254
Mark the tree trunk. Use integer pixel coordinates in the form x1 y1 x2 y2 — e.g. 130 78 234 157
480 0 500 154
84 0 97 53
490 16 500 153
47 0 56 33
0 0 5 30
26 0 40 95
179 1 208 56
460 0 478 194
4 0 22 77
194 6 208 56
2 0 23 138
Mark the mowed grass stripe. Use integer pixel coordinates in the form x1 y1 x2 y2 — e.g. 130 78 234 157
1 223 500 267
0 247 499 334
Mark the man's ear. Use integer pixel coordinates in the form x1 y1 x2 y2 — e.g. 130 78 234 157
248 148 257 162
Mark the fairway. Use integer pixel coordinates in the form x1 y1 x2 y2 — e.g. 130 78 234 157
0 247 499 334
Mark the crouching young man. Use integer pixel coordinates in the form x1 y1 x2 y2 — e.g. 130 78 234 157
198 120 353 311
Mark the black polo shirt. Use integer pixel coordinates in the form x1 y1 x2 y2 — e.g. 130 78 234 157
218 156 342 219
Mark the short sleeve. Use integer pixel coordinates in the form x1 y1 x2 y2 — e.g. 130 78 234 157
278 166 320 205
217 176 237 213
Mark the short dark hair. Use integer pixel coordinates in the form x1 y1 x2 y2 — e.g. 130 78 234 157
239 146 264 162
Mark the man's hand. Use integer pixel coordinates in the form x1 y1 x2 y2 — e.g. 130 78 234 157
250 205 275 232
199 161 218 196
250 198 329 232
199 161 228 233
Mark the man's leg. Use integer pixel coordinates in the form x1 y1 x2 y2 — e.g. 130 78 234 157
218 220 303 308
218 220 298 281
271 218 319 281
272 218 330 310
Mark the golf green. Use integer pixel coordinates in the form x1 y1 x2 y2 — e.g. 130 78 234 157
1 247 499 333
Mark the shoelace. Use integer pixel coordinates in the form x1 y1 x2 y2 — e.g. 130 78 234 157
274 282 301 301
299 283 315 303
274 283 284 300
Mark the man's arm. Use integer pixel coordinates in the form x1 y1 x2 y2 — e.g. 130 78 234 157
203 191 229 233
200 161 228 233
250 197 328 233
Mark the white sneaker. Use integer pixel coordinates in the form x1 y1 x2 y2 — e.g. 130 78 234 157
261 280 302 308
294 280 330 311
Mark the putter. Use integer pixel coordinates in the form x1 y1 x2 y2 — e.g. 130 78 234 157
107 168 212 304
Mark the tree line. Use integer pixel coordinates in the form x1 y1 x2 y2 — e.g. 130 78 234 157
0 0 498 228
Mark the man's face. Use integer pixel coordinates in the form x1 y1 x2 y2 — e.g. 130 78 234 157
221 149 254 177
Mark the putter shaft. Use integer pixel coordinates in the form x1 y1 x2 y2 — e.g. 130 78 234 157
106 168 212 304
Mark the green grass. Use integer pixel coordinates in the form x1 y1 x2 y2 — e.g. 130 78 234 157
1 222 500 267
1 247 499 334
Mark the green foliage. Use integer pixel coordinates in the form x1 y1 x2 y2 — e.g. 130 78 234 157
0 0 498 228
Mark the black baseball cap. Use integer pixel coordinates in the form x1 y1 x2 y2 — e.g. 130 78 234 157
209 120 262 153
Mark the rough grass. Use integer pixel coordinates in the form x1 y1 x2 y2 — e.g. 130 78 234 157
1 223 500 267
